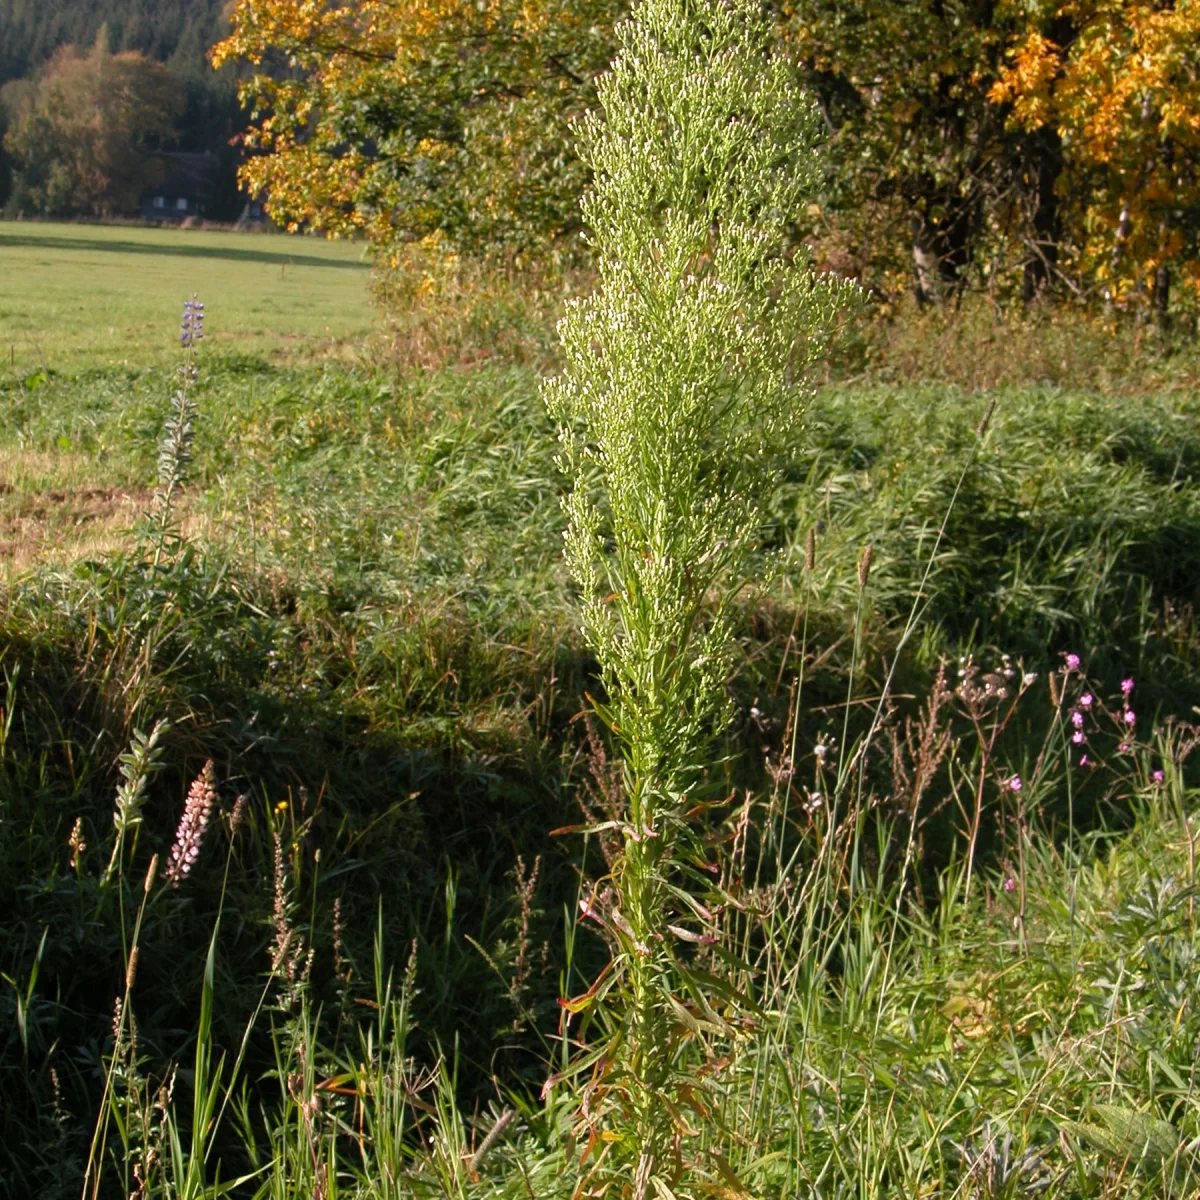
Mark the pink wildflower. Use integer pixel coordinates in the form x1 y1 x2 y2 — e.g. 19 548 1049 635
166 762 216 887
1124 709 1136 725
1008 775 1022 792
1153 769 1165 784
1121 678 1134 696
1003 878 1016 893
1065 654 1080 671
1071 710 1084 728
1079 693 1093 708
1072 730 1084 744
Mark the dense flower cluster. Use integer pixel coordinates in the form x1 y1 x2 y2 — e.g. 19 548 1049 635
179 296 204 348
165 761 216 887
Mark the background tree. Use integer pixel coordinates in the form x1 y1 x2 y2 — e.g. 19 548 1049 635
210 0 1200 317
211 0 623 259
0 0 245 217
991 0 1200 320
215 0 1062 298
0 90 12 209
778 0 1077 303
5 31 184 217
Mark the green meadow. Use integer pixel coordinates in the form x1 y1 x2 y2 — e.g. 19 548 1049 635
0 220 376 374
2 217 1200 1198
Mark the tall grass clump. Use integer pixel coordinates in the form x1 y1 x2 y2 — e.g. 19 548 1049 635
544 0 851 1187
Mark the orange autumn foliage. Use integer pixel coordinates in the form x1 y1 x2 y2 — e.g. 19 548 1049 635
216 0 1200 310
992 0 1200 308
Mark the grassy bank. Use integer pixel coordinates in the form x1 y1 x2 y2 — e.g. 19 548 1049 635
3 219 1200 1198
0 340 1198 1194
4 356 1198 700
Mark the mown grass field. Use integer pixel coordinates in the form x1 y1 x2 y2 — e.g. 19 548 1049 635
0 220 376 375
4 228 1200 1197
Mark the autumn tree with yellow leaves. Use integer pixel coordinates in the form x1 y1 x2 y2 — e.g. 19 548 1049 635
5 29 183 217
216 0 1200 318
779 0 1027 303
991 0 1200 320
212 0 622 262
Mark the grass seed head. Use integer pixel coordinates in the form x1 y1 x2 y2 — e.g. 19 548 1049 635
229 792 248 836
976 396 996 438
858 544 873 591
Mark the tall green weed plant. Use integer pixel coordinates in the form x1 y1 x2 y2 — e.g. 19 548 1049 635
544 0 851 1187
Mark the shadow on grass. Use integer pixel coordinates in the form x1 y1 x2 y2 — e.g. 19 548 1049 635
0 564 604 1193
0 232 370 273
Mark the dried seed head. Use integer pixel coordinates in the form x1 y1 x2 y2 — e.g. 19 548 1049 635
270 830 310 1007
332 896 344 977
144 853 158 893
126 946 139 992
805 526 816 573
976 397 996 439
1048 671 1060 709
229 793 248 836
857 544 873 591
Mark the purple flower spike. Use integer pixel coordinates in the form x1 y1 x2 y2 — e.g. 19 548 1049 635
1008 775 1023 792
1065 654 1080 671
179 296 205 348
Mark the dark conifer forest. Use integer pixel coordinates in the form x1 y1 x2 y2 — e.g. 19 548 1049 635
0 0 243 215
0 0 229 85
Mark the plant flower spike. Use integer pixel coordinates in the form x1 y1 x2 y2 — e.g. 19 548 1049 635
545 0 851 1188
165 761 216 887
